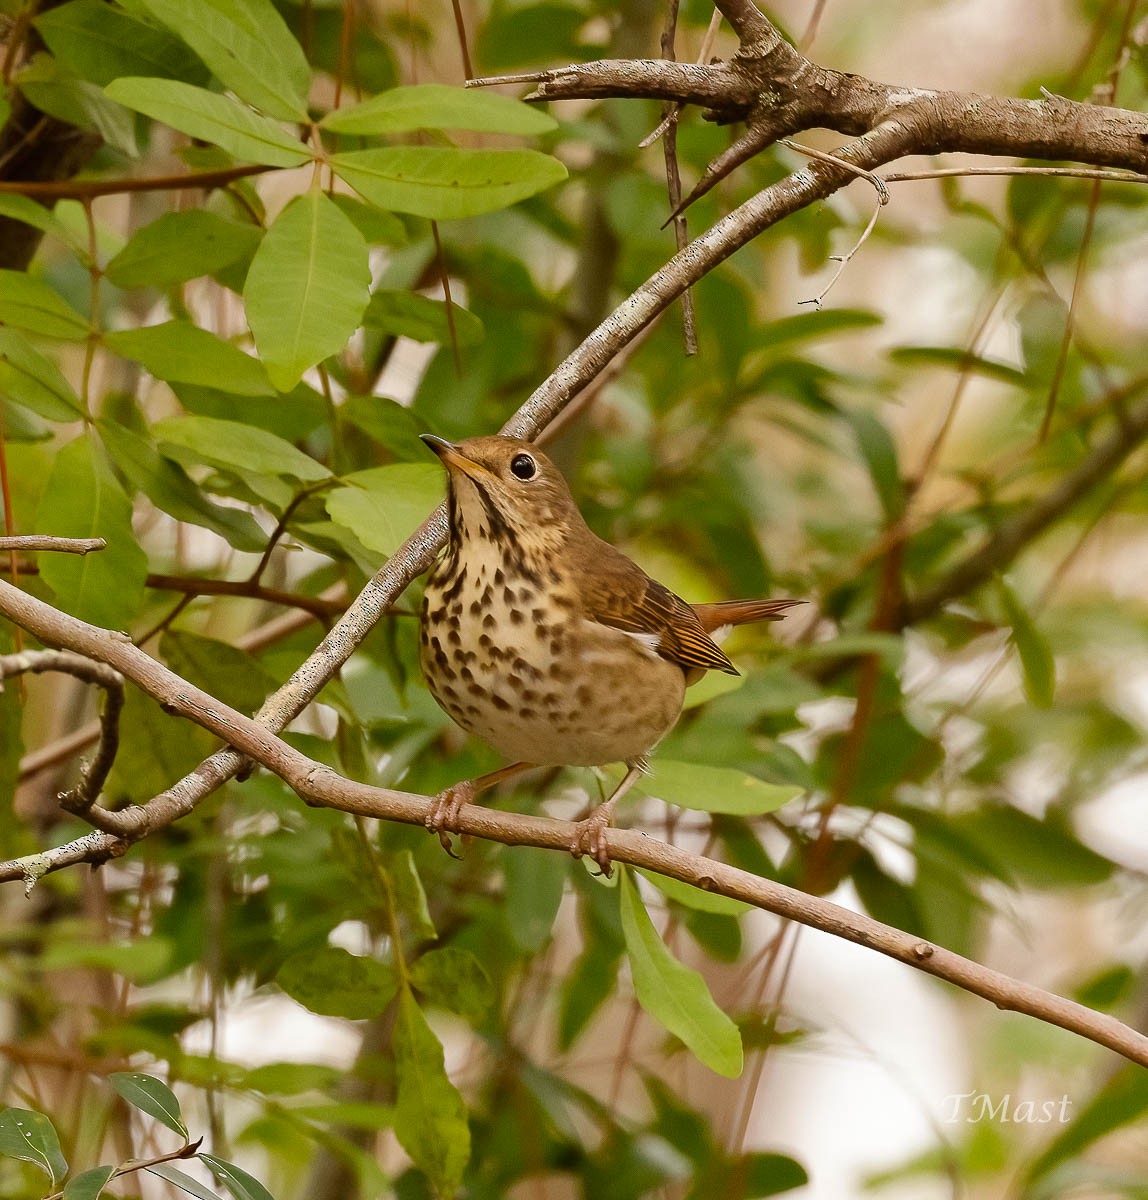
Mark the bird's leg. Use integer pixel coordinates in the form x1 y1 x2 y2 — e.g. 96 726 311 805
570 759 647 876
427 761 535 853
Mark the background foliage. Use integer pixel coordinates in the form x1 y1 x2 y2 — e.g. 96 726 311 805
3 0 1148 1196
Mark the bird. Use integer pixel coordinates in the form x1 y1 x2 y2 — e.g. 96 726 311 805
418 433 801 872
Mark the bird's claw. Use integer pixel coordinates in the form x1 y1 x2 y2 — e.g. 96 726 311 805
426 782 475 856
570 811 613 877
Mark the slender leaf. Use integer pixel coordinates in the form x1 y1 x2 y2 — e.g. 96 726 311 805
199 1153 275 1200
321 82 557 135
134 0 309 121
0 269 88 339
847 408 904 519
0 1108 68 1183
997 575 1056 707
890 344 1029 386
0 328 83 420
62 1165 116 1200
244 190 371 391
392 987 470 1194
153 414 329 482
19 53 137 157
363 289 484 346
638 869 752 916
641 760 801 816
106 322 273 395
619 871 743 1078
147 1163 222 1200
0 194 86 254
36 436 148 628
108 1073 187 1138
106 77 310 167
331 146 567 219
390 849 437 942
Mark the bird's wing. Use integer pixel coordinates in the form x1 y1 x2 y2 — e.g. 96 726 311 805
580 540 738 675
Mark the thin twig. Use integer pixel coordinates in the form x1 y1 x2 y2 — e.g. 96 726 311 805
883 164 1148 185
0 164 273 199
0 536 106 555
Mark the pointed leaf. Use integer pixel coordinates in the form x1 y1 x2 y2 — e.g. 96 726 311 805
409 947 495 1022
331 146 567 219
391 848 436 942
105 77 310 167
638 869 751 916
0 328 83 420
619 871 742 1078
160 631 277 714
63 1164 117 1200
0 269 88 339
36 436 148 628
642 760 801 816
134 0 309 121
244 190 371 391
35 0 207 88
0 1108 68 1183
0 194 86 254
363 290 483 346
325 464 441 557
97 419 267 552
147 1163 222 1200
107 210 262 289
106 321 273 395
152 414 329 482
19 54 137 157
321 82 557 135
393 988 470 1193
199 1154 275 1200
276 946 399 1019
997 575 1056 707
108 1072 187 1138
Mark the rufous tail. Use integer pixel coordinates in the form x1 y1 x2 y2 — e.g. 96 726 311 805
691 598 804 633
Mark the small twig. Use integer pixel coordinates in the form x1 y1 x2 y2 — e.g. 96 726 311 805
882 164 1148 185
43 1138 203 1200
797 189 884 309
0 649 123 823
0 536 106 555
0 164 273 199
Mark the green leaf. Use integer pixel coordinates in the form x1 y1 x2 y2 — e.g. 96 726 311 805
890 344 1029 387
107 210 262 289
241 1062 342 1096
329 194 408 246
0 1108 68 1183
108 1072 187 1138
559 938 620 1050
39 934 174 982
35 0 207 88
997 575 1056 707
19 53 137 157
147 1163 222 1200
638 869 752 916
199 1153 275 1200
331 146 567 219
363 289 484 346
62 1165 117 1200
244 190 371 391
153 414 328 482
0 328 83 420
504 846 565 952
105 686 214 804
134 0 309 121
321 82 557 136
641 760 801 816
847 408 904 520
276 946 399 1019
619 871 742 1078
160 632 278 714
751 308 882 350
36 436 148 628
0 194 86 254
106 321 273 395
392 987 470 1193
390 849 436 942
0 269 88 339
409 947 495 1022
105 77 310 167
325 464 442 557
97 419 267 552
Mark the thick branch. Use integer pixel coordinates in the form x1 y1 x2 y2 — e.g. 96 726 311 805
0 536 105 555
0 579 1145 1070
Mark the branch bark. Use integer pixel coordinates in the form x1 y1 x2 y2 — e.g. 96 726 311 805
1 576 1145 1070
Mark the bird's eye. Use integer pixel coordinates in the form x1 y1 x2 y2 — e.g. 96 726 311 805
510 454 536 481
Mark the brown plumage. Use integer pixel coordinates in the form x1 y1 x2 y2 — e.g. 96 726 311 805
418 433 802 871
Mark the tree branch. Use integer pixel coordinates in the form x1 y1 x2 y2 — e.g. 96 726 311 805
0 536 105 555
0 577 1145 1070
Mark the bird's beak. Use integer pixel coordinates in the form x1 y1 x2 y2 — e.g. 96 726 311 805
420 434 494 482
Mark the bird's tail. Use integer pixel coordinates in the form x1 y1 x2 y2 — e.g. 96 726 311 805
691 598 804 634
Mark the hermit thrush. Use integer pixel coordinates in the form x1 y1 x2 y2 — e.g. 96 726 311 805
419 434 800 871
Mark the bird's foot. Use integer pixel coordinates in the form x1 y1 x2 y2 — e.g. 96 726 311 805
425 780 476 856
570 803 615 877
